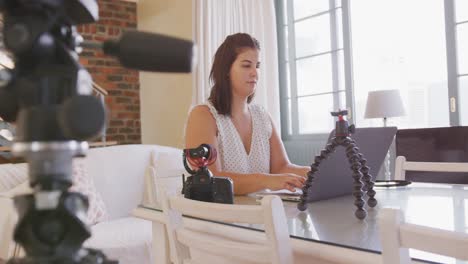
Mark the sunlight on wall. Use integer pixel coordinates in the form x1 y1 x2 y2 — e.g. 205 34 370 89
137 0 193 148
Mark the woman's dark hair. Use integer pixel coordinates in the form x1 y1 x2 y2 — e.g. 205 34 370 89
208 33 260 116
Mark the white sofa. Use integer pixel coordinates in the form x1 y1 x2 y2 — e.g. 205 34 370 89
0 144 184 264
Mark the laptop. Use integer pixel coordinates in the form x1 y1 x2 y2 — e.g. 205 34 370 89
256 127 397 202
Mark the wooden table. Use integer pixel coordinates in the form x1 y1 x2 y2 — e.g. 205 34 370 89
0 146 10 152
0 141 118 152
0 141 118 164
135 182 468 264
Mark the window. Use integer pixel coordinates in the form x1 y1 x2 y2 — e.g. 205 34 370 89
352 0 449 129
455 0 468 124
277 0 346 138
276 0 467 139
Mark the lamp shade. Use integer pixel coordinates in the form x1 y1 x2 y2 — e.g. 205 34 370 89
364 89 405 119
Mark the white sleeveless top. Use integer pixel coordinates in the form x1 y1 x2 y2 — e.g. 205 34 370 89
205 102 272 174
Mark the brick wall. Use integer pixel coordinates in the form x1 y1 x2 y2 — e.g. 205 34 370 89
77 0 140 144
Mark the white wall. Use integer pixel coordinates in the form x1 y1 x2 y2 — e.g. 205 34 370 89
138 0 193 148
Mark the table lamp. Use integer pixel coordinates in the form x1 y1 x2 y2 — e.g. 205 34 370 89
364 89 405 181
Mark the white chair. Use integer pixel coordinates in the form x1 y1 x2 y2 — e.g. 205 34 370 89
378 208 468 264
394 155 468 181
159 188 293 264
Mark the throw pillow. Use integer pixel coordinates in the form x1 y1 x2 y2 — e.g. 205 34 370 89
0 159 108 225
0 163 28 192
0 180 32 198
70 157 108 225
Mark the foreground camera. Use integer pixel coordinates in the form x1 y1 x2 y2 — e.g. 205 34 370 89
182 144 234 204
0 0 194 263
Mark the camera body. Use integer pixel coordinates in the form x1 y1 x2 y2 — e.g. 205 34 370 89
182 144 234 204
183 167 234 204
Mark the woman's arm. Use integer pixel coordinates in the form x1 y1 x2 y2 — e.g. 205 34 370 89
185 105 304 195
268 116 310 177
209 171 304 195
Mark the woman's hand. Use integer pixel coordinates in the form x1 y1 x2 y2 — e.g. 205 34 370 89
264 173 306 192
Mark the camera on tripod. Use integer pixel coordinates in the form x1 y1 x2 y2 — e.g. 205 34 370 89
182 144 234 204
0 0 194 263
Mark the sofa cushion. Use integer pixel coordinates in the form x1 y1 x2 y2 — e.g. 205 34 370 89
0 159 108 225
83 144 183 219
70 158 108 225
86 145 156 219
0 180 31 198
151 149 184 169
0 163 27 192
84 217 153 264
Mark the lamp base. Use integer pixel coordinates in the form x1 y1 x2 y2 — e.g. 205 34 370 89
374 180 412 187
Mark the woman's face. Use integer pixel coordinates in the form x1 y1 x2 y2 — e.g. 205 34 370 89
229 48 260 99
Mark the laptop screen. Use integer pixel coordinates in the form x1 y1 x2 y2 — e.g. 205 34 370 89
305 127 397 202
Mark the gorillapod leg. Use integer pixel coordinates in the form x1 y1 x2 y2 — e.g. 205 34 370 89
297 136 377 219
357 152 377 208
297 138 339 211
341 137 367 219
344 138 377 208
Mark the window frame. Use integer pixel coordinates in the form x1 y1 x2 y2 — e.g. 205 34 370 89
276 0 464 140
276 0 355 141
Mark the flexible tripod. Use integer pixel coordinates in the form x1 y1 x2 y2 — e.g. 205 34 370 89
297 110 377 219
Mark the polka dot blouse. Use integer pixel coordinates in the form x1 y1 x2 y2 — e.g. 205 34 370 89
205 102 272 174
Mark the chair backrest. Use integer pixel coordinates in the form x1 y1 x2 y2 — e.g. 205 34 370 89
159 187 293 264
378 208 468 264
395 127 468 183
394 156 468 181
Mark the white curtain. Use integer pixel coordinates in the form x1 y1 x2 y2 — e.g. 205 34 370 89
192 0 281 128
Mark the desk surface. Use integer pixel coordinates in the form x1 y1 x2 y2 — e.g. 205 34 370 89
142 182 468 264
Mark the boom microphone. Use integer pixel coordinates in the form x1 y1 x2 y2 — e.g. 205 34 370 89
100 31 195 73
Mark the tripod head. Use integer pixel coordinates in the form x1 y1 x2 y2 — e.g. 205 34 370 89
0 0 105 183
331 110 355 137
0 1 109 263
330 109 349 118
0 0 194 263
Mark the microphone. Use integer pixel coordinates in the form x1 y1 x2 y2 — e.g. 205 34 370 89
0 87 18 123
97 31 195 73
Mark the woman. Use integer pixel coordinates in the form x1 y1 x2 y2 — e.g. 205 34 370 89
185 33 309 195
